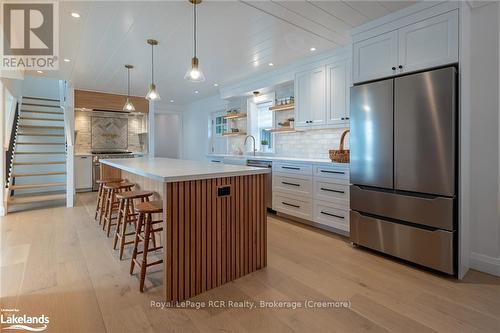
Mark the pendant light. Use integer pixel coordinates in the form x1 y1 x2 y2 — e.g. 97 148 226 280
184 0 205 82
146 39 160 101
123 64 136 111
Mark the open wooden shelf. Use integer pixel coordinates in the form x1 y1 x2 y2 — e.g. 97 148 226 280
265 127 299 133
223 113 247 120
269 103 294 112
222 132 247 137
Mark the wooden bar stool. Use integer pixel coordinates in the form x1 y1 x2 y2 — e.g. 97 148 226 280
95 178 123 225
113 190 154 260
130 200 163 292
102 181 134 237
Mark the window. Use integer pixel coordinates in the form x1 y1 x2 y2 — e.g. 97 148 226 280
214 114 227 136
256 101 273 150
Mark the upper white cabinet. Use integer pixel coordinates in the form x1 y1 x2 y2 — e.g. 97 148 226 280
353 9 459 83
353 30 399 84
294 66 326 128
326 59 350 125
295 57 350 129
398 10 458 73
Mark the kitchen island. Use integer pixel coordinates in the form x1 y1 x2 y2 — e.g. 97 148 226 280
99 157 269 301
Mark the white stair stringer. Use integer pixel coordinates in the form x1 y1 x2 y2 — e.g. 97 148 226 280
7 97 67 212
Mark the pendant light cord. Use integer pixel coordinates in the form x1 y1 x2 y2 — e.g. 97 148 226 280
151 44 155 84
194 1 197 58
127 67 131 97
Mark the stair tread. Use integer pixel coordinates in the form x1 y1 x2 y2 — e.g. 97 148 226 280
23 96 60 102
21 110 63 115
9 193 66 204
10 182 66 190
19 125 64 129
18 133 65 137
21 103 61 108
17 141 65 145
13 171 66 177
14 161 66 165
20 116 64 121
15 151 65 155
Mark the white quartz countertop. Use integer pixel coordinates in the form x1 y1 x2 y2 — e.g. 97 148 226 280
207 154 349 167
100 157 270 182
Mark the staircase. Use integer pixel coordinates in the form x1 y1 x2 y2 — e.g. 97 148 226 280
6 97 67 211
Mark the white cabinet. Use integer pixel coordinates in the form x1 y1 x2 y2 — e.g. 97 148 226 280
294 67 326 128
75 155 92 190
272 161 350 234
326 59 350 125
398 10 458 73
352 10 459 83
353 30 399 83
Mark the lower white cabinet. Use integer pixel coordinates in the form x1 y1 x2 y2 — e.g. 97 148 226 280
75 155 92 190
313 201 349 231
273 161 350 234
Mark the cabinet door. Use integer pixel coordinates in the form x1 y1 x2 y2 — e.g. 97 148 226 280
294 70 312 128
353 30 398 83
75 156 92 189
326 59 349 125
398 10 458 73
309 66 326 126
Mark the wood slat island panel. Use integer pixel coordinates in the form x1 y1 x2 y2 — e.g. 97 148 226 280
165 174 267 301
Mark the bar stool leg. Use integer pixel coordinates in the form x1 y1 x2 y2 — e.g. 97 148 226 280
119 198 131 260
130 212 144 275
99 187 108 226
140 213 152 292
102 189 112 231
113 198 125 249
106 189 117 237
95 183 103 220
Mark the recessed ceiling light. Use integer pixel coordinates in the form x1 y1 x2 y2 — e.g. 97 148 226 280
194 90 199 94
310 47 316 52
36 70 43 74
63 58 71 62
71 12 80 18
214 83 219 87
268 62 274 67
170 99 174 103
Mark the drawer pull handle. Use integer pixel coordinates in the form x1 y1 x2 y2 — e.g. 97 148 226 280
211 160 221 163
321 211 344 219
282 181 300 187
282 166 300 171
282 202 300 209
320 170 345 175
320 188 345 194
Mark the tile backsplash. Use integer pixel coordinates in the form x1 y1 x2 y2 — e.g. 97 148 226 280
227 127 349 160
75 110 148 153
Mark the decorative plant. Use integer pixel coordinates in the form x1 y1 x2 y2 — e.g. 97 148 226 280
261 139 269 146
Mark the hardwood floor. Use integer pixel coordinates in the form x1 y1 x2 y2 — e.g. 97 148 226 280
1 192 500 332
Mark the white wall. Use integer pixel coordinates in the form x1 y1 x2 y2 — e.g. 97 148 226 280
468 1 500 276
22 76 59 99
182 95 227 161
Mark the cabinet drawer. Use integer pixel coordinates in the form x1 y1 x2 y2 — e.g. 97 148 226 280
274 193 312 221
273 174 312 197
313 165 349 181
313 201 349 231
274 162 312 176
313 180 349 205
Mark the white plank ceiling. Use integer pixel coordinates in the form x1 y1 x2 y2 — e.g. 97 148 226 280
38 1 416 105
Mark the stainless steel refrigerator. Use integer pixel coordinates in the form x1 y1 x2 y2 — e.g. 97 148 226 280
349 67 457 275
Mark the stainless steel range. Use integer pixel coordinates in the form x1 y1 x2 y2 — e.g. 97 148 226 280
91 151 136 191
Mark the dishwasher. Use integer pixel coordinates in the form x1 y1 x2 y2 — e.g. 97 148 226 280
246 159 273 210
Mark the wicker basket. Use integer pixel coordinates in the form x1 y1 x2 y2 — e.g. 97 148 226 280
329 129 350 163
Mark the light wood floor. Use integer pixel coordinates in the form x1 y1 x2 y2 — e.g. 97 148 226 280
1 192 500 333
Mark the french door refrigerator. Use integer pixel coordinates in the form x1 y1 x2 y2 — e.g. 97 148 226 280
350 66 457 274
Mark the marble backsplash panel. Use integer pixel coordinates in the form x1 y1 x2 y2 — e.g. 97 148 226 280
91 116 128 149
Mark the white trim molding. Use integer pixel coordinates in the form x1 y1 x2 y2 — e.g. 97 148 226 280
470 252 500 277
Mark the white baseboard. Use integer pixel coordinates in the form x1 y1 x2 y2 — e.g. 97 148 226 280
470 252 500 277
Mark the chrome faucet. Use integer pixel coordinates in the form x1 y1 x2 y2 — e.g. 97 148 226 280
244 135 256 156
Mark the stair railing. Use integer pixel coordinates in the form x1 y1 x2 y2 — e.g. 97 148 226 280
5 101 19 193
